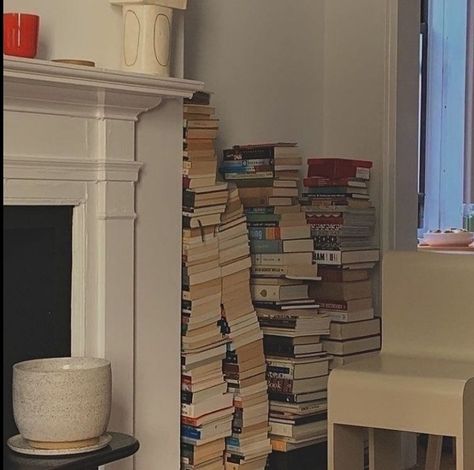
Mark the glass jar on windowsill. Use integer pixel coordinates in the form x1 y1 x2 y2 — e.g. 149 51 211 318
463 203 474 232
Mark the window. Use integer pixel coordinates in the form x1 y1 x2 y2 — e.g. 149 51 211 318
418 0 471 234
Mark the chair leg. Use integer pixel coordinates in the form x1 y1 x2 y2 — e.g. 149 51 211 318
456 436 474 470
457 379 474 470
368 428 402 470
328 423 365 470
425 435 443 470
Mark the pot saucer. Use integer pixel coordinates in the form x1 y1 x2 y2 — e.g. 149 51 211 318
7 433 112 456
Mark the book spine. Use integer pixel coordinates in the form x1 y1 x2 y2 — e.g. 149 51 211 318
180 416 200 427
245 207 276 214
266 364 295 379
271 439 290 452
180 426 203 440
251 266 289 276
307 217 345 225
303 193 355 199
250 240 283 254
313 250 342 265
268 392 299 403
248 226 281 240
305 187 368 195
223 147 275 161
252 253 286 265
221 158 273 168
267 421 292 437
327 311 353 321
267 377 295 394
224 171 274 180
318 301 350 310
226 437 241 447
245 214 281 223
181 390 195 403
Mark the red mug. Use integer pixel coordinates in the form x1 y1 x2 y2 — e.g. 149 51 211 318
3 13 40 58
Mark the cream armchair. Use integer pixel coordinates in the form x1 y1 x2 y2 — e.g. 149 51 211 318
327 251 474 470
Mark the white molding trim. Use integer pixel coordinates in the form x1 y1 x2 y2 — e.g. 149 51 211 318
4 155 143 182
4 57 203 120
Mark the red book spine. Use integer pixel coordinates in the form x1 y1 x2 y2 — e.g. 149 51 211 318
306 158 372 180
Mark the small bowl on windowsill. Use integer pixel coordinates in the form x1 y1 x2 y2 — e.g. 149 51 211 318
422 229 474 247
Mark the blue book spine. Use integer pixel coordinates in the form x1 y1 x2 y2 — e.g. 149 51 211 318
248 227 266 240
248 227 282 240
225 437 241 447
180 426 202 440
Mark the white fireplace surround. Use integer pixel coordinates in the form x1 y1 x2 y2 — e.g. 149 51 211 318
4 57 203 467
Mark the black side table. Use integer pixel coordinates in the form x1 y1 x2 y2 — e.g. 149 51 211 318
4 432 139 470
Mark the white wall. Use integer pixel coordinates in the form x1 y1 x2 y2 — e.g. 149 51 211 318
184 0 420 250
3 0 184 76
3 0 123 68
184 0 325 163
322 0 387 244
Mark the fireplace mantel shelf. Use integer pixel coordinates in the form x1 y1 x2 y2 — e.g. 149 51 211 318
3 57 204 120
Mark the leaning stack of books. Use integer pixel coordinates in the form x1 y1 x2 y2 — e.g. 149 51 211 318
301 157 381 369
218 184 272 470
220 143 331 457
182 92 235 470
220 143 318 281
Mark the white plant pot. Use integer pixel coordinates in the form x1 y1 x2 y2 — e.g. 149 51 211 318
122 4 173 76
13 357 111 449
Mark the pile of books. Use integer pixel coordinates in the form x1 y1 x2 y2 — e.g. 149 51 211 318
183 91 219 190
218 185 272 470
301 158 381 368
182 93 234 470
220 143 331 455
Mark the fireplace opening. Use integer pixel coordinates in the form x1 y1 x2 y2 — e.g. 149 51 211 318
3 206 73 453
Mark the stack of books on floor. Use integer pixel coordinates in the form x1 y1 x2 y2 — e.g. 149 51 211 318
182 92 234 470
218 184 272 470
258 304 331 452
220 143 332 461
301 157 381 369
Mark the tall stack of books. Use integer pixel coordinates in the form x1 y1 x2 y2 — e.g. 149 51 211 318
182 92 235 470
220 143 332 457
301 158 381 369
218 184 272 470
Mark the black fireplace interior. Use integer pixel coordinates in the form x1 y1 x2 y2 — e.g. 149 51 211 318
3 206 73 451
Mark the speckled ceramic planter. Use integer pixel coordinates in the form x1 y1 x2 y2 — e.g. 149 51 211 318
12 357 111 450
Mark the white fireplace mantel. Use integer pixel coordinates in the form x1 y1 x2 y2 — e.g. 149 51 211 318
4 57 201 120
3 57 203 469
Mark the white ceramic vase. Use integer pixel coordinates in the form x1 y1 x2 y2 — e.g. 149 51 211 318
122 4 173 76
12 357 111 449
